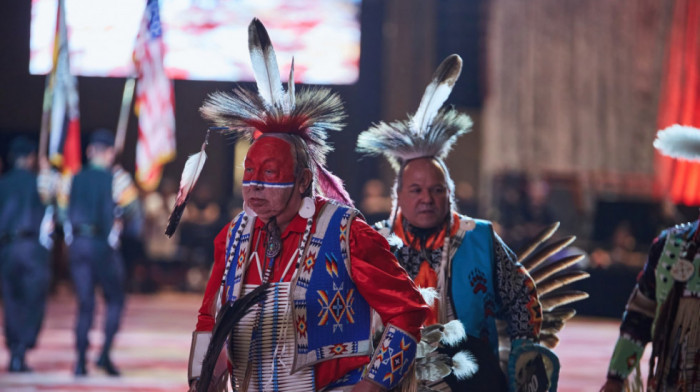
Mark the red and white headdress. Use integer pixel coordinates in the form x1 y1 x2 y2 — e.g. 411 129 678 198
200 18 352 206
166 19 352 237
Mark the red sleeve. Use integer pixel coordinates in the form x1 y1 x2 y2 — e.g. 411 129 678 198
195 222 231 332
348 217 429 339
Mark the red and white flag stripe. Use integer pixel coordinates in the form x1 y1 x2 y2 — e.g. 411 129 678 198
133 0 176 191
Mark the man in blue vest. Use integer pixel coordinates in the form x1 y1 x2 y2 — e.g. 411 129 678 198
357 55 552 391
0 136 51 372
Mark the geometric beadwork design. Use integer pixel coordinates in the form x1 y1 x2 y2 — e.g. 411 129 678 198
316 282 356 332
296 314 308 338
365 324 417 389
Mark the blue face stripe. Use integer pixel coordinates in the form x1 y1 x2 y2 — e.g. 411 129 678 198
242 181 295 188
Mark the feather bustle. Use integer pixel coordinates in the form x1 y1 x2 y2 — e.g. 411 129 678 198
530 254 585 284
517 222 560 261
521 235 577 271
543 307 577 322
536 270 590 296
512 223 590 350
539 333 560 349
539 290 589 311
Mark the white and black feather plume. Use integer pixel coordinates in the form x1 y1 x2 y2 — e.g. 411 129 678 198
165 131 210 237
248 18 285 110
411 54 463 136
356 54 472 171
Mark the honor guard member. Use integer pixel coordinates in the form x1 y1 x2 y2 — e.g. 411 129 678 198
0 136 51 372
65 128 138 376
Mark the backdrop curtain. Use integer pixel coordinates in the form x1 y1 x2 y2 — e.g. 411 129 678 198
482 0 675 208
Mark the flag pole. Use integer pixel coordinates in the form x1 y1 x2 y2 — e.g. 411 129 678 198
114 77 136 164
39 76 53 165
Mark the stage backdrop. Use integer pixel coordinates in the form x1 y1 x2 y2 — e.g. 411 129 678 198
481 0 675 207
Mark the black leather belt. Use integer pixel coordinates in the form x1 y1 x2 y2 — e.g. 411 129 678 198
73 224 102 238
0 230 38 246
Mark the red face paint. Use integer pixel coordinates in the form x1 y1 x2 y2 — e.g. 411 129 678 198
242 136 295 187
242 136 298 221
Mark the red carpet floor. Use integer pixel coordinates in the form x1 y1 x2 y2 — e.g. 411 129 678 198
0 289 650 391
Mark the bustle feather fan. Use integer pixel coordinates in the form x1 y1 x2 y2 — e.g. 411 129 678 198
356 54 472 172
410 223 589 387
516 222 590 349
199 18 352 206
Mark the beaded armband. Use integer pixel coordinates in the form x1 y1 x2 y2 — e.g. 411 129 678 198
607 334 645 380
364 324 418 389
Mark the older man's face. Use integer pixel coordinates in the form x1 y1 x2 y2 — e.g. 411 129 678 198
242 136 298 221
397 158 450 229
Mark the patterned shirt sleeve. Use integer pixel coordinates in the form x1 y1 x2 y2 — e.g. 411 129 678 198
618 231 664 340
493 232 542 341
606 230 665 381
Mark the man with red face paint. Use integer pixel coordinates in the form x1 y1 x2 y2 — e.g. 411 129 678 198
185 19 429 392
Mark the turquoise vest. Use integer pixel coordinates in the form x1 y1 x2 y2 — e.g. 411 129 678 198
449 219 499 356
223 203 373 373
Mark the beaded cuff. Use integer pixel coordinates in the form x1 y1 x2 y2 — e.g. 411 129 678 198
364 324 418 389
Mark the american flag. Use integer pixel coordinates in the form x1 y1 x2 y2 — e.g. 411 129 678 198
41 0 81 175
133 0 176 192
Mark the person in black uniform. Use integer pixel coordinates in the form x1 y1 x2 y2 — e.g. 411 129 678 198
66 129 138 377
0 136 51 373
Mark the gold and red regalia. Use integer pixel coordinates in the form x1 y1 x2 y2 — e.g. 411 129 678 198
193 197 430 390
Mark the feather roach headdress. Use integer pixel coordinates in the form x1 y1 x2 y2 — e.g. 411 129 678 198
653 124 700 161
200 18 352 205
356 54 473 172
